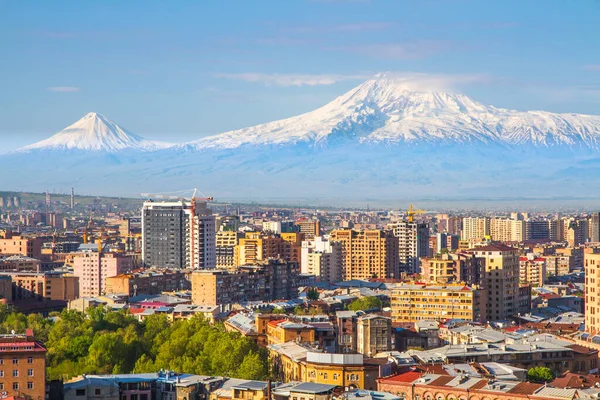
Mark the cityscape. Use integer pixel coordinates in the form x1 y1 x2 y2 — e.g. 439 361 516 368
2 1 600 400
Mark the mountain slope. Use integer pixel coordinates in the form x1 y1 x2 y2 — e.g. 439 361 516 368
18 112 172 152
186 76 600 150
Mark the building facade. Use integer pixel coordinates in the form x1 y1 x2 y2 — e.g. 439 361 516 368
388 221 429 274
301 236 343 283
72 252 133 297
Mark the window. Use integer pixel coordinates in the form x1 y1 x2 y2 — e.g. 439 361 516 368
27 382 33 390
27 369 33 377
12 358 17 364
12 383 18 390
0 371 3 377
27 357 33 364
0 384 3 390
12 370 18 377
95 389 101 395
76 389 86 396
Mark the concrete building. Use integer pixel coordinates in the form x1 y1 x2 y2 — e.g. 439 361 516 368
470 244 519 322
420 252 486 286
0 255 41 273
215 231 242 269
566 218 589 247
526 220 551 240
388 221 429 274
461 217 490 241
0 330 47 400
585 252 600 334
301 236 343 283
105 269 189 296
519 255 546 287
329 229 399 280
0 271 79 301
263 221 282 234
0 234 43 259
390 283 486 323
191 260 299 306
591 213 600 243
142 200 216 269
296 220 321 240
490 218 525 242
72 252 133 297
356 315 391 357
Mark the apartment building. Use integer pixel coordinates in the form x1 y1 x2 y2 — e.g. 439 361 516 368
215 231 242 269
0 255 41 273
390 283 486 323
329 229 399 280
0 271 79 301
72 252 133 297
420 252 486 286
469 244 519 322
490 218 525 242
296 220 321 240
387 221 429 274
519 255 546 287
191 260 299 305
0 233 43 259
0 330 47 400
585 252 600 334
105 269 190 296
300 236 343 283
142 200 216 269
461 217 490 241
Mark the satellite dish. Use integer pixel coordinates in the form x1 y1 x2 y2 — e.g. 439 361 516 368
11 330 15 335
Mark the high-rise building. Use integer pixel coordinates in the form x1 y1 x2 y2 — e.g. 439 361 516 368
469 244 519 322
387 221 429 274
489 218 525 242
142 200 216 269
590 213 600 243
300 236 343 283
565 218 589 247
549 217 564 241
329 229 399 280
526 220 550 240
462 217 490 241
585 252 600 334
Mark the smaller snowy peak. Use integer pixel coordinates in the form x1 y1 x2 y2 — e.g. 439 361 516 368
18 112 172 152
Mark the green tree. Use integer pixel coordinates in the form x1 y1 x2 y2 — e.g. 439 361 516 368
306 287 320 301
347 296 383 312
527 366 553 383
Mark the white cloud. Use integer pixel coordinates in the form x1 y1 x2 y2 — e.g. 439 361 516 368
371 72 492 91
214 73 369 87
46 86 81 92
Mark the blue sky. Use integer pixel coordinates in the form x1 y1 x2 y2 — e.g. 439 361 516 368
1 0 600 150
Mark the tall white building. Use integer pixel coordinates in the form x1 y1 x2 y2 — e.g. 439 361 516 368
388 221 429 274
142 200 216 269
462 217 490 241
300 236 342 283
490 218 525 242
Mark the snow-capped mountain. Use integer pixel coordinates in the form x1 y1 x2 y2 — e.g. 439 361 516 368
188 76 600 149
4 75 600 203
18 112 172 152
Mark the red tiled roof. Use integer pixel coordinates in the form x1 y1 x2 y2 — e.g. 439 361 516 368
429 376 455 386
469 380 488 390
379 371 423 384
567 344 597 354
508 382 544 395
267 319 287 327
551 373 600 388
415 364 450 375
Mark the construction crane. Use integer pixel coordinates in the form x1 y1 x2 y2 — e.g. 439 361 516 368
406 204 426 223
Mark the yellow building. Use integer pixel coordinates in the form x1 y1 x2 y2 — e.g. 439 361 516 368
585 252 600 334
216 231 242 269
329 229 399 280
390 283 486 323
236 232 264 266
470 243 519 322
267 319 315 345
268 344 379 390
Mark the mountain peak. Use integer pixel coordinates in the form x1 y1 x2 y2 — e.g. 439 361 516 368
18 112 172 152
